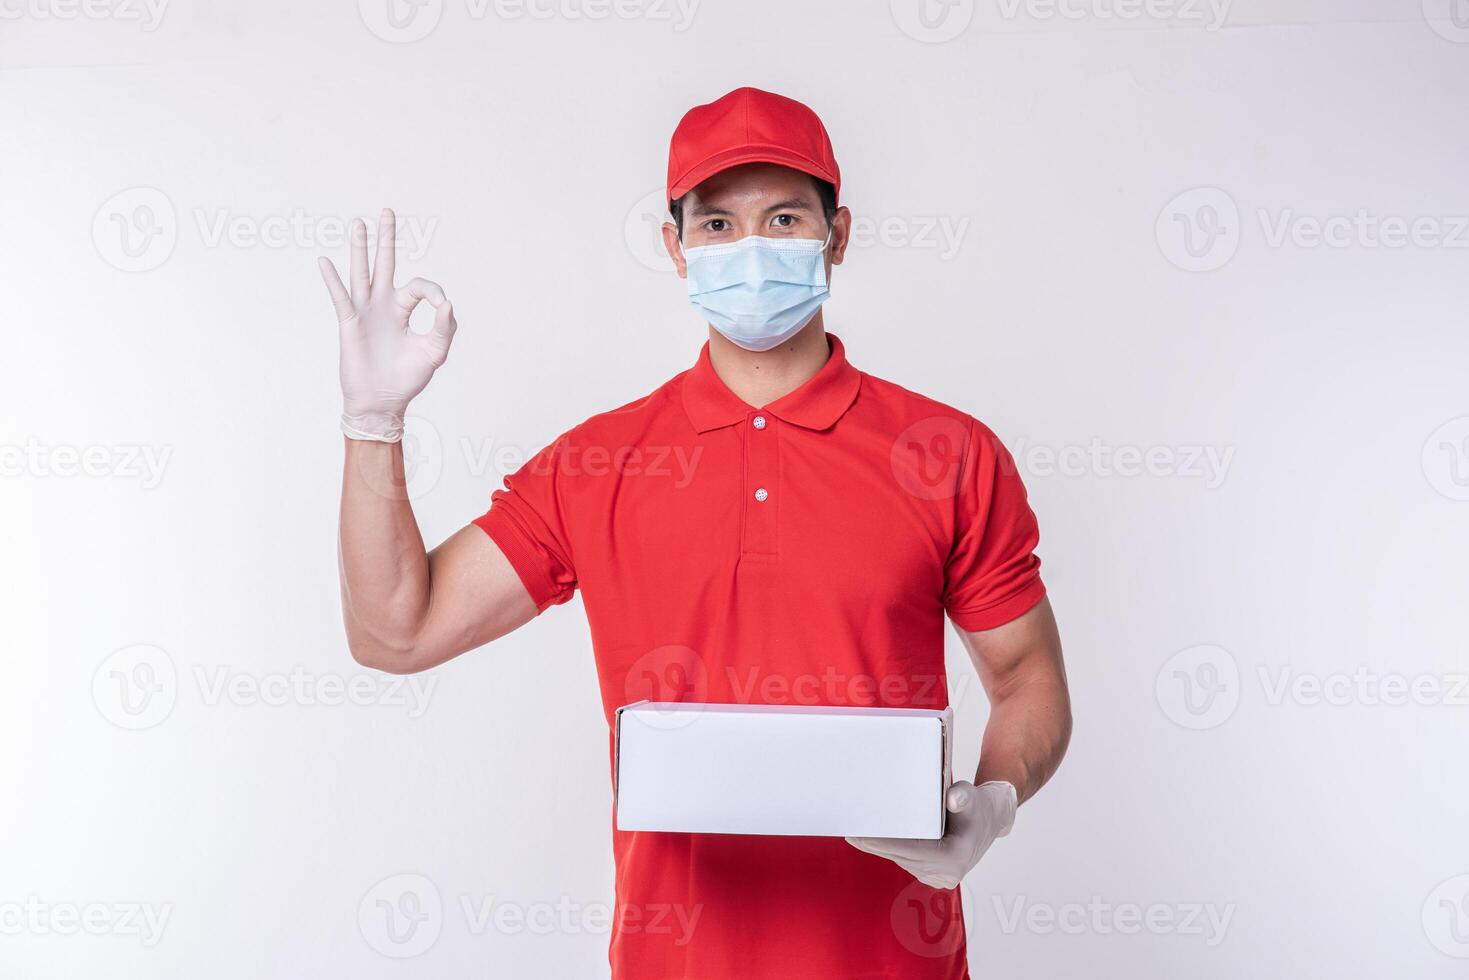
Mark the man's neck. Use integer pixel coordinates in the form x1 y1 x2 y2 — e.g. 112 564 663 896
707 316 831 408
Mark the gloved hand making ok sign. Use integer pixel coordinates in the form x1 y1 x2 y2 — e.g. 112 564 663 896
318 208 458 443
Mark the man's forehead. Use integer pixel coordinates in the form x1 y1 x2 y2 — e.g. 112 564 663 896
685 163 822 212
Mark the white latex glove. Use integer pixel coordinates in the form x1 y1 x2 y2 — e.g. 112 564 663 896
846 780 1017 890
318 208 457 442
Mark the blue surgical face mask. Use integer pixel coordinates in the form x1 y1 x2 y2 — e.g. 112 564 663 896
681 232 831 352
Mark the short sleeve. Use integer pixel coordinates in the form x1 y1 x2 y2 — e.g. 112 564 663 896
472 432 578 613
942 418 1046 632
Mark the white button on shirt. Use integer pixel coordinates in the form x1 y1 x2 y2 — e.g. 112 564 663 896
752 415 767 430
754 488 769 502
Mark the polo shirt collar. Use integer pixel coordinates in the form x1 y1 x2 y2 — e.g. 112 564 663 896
682 334 862 434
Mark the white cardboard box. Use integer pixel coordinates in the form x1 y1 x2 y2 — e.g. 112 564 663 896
614 701 953 838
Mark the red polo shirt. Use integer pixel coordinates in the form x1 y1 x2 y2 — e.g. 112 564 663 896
473 334 1045 980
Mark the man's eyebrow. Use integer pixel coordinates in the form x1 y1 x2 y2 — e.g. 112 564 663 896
686 201 735 217
763 198 815 212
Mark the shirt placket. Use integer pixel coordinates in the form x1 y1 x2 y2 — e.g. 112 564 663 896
741 410 779 558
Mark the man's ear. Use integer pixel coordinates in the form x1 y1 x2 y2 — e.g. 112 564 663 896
662 221 688 279
829 206 853 266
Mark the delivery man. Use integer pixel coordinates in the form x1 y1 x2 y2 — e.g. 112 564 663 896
319 86 1071 979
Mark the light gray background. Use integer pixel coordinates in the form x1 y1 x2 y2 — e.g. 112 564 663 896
3 0 1468 976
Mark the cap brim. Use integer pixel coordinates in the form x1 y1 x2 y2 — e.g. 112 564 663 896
669 145 838 203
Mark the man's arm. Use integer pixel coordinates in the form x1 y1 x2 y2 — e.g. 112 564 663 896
960 596 1071 803
339 441 537 674
321 209 538 674
846 597 1070 889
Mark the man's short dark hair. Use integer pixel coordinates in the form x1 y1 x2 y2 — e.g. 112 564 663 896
670 177 837 238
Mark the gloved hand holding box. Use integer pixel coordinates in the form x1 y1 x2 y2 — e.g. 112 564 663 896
613 701 953 839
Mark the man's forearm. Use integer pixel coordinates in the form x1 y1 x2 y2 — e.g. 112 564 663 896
339 437 432 666
973 673 1072 805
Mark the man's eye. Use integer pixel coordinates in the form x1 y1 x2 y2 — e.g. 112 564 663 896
773 215 795 228
706 219 728 232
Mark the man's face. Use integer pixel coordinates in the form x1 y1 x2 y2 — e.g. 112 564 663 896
663 162 851 282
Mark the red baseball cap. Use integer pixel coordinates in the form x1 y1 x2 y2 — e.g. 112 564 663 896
666 87 841 207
